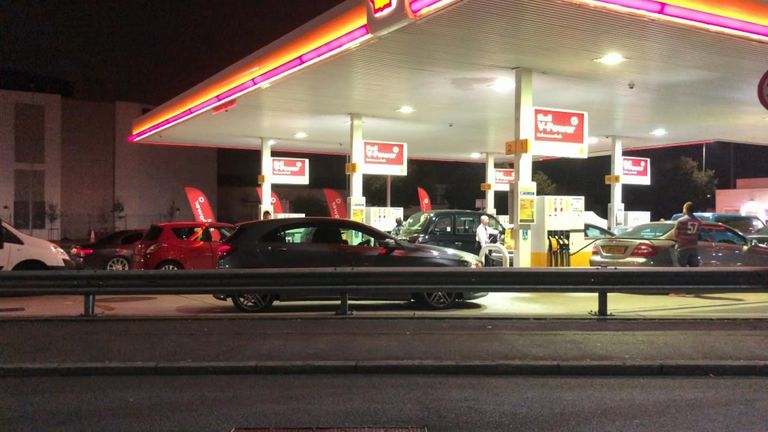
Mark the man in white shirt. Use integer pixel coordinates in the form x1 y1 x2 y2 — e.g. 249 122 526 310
476 215 499 266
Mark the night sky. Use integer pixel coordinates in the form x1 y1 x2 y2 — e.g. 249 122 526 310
2 0 344 104
3 1 767 220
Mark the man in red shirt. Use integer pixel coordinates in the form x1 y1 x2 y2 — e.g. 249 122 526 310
674 201 701 267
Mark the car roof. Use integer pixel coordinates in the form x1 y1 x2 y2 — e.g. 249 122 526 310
232 217 391 237
153 221 234 228
671 212 760 220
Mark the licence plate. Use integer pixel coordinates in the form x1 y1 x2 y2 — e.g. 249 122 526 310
602 245 626 255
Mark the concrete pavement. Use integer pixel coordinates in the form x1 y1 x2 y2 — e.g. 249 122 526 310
2 318 768 376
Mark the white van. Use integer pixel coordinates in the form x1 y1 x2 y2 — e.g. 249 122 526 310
0 219 74 271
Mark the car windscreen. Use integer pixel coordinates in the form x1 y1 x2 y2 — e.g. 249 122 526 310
400 212 429 236
713 216 765 233
618 223 674 239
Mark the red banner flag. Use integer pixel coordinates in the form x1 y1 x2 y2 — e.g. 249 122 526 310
323 188 348 219
256 188 283 214
417 187 432 212
184 187 216 222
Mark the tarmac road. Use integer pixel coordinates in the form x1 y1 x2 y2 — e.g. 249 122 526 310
2 375 767 432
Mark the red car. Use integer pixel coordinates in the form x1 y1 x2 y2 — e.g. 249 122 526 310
132 222 234 270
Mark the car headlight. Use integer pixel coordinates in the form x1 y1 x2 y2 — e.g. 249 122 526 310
51 245 69 260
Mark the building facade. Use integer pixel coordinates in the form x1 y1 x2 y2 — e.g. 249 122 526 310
0 89 218 240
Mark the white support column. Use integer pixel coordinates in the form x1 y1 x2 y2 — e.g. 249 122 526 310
259 138 273 218
485 153 495 215
511 68 534 268
348 114 366 220
609 136 623 231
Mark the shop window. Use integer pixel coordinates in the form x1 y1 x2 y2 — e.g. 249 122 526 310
14 103 45 164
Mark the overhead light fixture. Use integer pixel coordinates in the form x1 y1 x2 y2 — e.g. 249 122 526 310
294 132 308 139
397 106 415 114
470 152 482 159
266 139 277 146
650 128 668 137
588 136 600 145
488 78 515 93
593 52 626 65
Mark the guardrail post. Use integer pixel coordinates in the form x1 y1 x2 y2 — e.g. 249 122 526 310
336 292 351 316
597 290 608 317
83 294 96 317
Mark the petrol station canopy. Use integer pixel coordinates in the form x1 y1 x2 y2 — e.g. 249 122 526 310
131 0 768 161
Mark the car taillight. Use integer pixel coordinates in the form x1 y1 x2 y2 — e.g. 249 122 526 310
146 243 161 255
71 247 94 257
630 242 658 257
217 245 233 259
592 244 599 256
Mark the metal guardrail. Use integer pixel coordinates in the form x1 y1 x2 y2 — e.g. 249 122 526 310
1 267 767 317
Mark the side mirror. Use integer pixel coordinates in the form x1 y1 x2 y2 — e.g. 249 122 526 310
380 238 398 250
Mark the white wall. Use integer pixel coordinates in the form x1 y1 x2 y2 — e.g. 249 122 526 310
0 90 61 239
114 102 218 229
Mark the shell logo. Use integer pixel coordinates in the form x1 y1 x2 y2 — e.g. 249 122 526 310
369 0 396 16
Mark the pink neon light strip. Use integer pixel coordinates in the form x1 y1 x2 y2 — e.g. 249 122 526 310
130 25 370 142
594 0 768 37
409 0 449 15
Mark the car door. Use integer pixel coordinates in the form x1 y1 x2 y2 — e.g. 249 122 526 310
428 214 460 250
171 226 215 269
454 214 480 253
262 223 340 268
0 224 9 270
336 224 398 267
700 225 747 266
205 226 232 268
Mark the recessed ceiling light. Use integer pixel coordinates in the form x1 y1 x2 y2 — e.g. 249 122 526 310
470 152 482 159
588 136 600 145
294 131 308 139
397 106 415 114
488 78 515 93
593 52 626 65
266 139 277 146
650 128 668 137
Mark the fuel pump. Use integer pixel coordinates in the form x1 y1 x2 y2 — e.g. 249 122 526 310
531 196 586 267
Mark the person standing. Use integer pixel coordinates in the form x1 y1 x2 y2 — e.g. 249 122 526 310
476 215 499 266
674 201 701 267
391 217 404 237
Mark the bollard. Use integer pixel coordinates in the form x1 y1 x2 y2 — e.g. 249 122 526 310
597 290 608 317
83 294 96 317
336 292 351 316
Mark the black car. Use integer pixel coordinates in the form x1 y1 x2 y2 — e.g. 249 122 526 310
70 229 146 270
215 217 485 312
397 210 507 255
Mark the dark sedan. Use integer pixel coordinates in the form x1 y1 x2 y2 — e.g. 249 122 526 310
215 217 485 312
70 229 145 270
591 221 768 267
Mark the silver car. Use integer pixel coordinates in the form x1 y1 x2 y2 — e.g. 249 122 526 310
590 221 768 267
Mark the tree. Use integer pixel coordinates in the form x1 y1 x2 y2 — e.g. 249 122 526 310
654 157 717 219
533 171 558 195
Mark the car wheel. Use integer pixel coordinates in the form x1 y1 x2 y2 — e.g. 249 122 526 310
12 261 48 271
418 291 457 309
105 257 130 271
156 261 182 270
231 293 275 313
